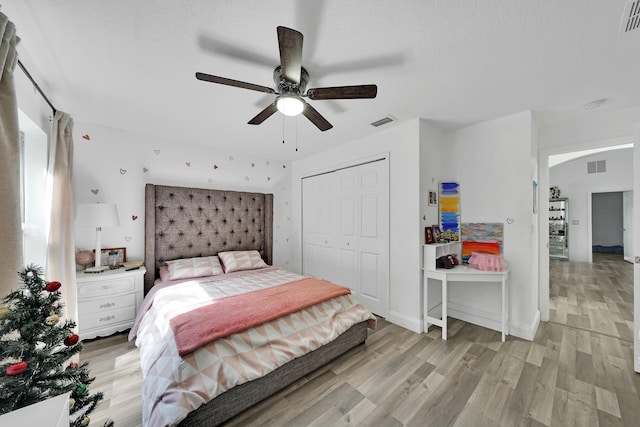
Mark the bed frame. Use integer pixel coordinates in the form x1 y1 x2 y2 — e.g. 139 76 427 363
143 184 368 426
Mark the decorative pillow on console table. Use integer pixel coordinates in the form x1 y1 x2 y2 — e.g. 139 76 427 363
165 256 224 280
218 250 268 273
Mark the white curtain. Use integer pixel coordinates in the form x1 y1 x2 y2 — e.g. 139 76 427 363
45 112 78 325
0 12 22 297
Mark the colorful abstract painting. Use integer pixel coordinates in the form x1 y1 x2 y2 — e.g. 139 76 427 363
461 222 504 261
439 182 460 242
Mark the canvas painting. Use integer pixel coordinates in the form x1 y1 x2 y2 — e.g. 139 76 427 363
439 182 460 242
461 222 504 262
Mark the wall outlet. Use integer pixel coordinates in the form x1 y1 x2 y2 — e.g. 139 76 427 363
572 220 579 225
636 256 640 264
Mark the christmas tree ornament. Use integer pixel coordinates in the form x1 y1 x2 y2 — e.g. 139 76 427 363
66 362 79 370
74 383 88 396
79 415 90 426
6 361 28 376
0 306 10 320
64 333 80 346
45 310 60 326
69 397 76 408
44 281 62 292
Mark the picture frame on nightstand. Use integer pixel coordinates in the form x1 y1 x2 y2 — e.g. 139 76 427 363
93 247 126 267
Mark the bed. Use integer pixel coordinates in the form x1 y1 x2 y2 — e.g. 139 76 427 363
132 184 376 426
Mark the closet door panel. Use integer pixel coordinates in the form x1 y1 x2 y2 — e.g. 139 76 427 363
302 158 388 317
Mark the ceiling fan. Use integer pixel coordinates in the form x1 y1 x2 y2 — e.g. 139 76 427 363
196 26 377 131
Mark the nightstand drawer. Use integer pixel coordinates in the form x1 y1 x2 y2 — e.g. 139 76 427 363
80 306 137 331
78 293 136 316
77 276 135 298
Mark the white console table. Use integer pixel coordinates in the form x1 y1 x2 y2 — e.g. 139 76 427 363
423 265 509 341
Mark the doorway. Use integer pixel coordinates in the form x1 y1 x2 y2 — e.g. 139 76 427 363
542 142 636 365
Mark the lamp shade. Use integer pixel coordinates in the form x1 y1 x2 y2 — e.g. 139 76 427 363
276 95 305 117
76 203 120 228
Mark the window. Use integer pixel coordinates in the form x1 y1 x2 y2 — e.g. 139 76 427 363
18 109 48 266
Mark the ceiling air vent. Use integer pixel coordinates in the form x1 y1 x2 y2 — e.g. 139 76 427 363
370 116 396 127
620 0 640 34
587 160 606 174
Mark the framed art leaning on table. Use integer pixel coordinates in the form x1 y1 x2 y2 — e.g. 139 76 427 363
93 247 126 267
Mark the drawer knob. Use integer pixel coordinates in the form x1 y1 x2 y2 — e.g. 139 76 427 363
99 315 116 322
99 302 115 309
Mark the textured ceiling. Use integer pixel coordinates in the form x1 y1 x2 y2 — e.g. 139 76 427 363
4 0 640 161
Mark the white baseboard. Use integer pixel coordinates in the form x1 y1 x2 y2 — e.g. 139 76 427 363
446 301 539 341
387 310 422 333
386 304 541 340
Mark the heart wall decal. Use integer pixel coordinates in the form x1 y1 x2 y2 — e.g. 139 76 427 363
82 134 90 140
507 218 515 224
90 189 99 195
119 168 127 175
132 215 138 221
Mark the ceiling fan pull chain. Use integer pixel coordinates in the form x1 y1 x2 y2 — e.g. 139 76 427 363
282 112 285 144
295 117 298 152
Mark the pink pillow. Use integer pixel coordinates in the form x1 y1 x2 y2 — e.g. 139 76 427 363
165 256 224 280
217 250 267 273
159 266 170 282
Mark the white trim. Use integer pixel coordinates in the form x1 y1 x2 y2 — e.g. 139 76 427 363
387 310 422 333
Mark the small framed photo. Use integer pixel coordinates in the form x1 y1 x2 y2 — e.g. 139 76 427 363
94 247 127 267
428 190 438 207
432 225 441 242
425 226 434 244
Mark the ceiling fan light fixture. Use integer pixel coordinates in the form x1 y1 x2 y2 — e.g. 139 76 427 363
276 95 304 116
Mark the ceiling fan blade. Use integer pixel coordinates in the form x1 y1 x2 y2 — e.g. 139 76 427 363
195 72 275 94
302 102 333 131
306 84 377 100
248 103 278 125
277 26 303 84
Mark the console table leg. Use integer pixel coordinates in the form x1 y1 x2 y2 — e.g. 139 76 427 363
442 278 448 340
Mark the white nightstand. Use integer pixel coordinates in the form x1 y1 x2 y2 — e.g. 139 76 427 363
76 267 145 340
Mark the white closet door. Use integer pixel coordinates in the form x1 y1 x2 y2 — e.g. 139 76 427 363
302 158 388 317
302 172 337 282
355 161 388 316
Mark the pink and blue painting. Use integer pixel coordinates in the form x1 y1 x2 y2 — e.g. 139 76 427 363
439 182 460 242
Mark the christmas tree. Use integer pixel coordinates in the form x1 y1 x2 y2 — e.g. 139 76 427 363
0 265 105 426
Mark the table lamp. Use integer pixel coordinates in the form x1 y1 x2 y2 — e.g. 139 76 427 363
76 203 120 273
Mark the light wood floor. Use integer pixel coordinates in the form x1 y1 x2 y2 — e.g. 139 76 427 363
82 255 639 426
550 253 634 342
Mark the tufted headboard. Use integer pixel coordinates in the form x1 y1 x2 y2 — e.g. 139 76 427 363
144 184 273 293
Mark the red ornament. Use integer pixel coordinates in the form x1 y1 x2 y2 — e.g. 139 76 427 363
64 334 80 346
66 362 79 370
6 361 28 376
45 281 62 292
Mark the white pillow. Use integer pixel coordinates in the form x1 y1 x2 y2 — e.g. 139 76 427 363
217 250 267 273
165 256 224 280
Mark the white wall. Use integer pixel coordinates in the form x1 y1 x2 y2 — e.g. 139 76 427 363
292 119 426 332
72 121 294 269
549 148 633 262
444 111 539 340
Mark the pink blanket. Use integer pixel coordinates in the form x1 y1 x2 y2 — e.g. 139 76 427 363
170 278 351 356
